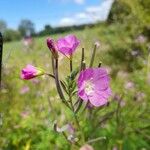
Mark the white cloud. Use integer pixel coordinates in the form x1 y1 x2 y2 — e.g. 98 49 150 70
58 0 114 26
59 17 76 26
58 14 91 27
59 13 89 27
75 12 87 19
86 0 114 21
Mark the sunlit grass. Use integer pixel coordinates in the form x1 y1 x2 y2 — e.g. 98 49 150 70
1 24 149 149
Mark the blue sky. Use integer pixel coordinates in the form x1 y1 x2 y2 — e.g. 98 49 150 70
0 0 114 31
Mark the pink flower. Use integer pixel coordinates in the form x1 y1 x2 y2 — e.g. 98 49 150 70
21 64 45 80
112 146 118 150
67 123 75 134
124 81 135 90
120 100 126 107
135 35 147 44
20 111 30 118
77 68 111 107
80 144 94 150
47 38 58 58
20 86 30 94
57 34 80 56
31 78 40 84
94 41 101 48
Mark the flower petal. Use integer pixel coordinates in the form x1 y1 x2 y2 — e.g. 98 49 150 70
57 34 80 56
89 88 111 107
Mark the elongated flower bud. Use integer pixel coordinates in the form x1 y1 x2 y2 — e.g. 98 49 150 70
21 64 45 80
47 38 58 59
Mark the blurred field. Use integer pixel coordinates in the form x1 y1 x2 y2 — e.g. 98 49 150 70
0 22 150 150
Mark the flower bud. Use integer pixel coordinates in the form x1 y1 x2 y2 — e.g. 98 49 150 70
21 64 45 80
47 38 58 59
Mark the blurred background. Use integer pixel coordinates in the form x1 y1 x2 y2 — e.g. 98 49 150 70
0 0 150 149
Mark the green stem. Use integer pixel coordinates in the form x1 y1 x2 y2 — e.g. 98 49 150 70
68 88 83 140
74 48 86 113
89 44 97 67
98 61 102 67
69 93 74 112
87 137 106 144
51 57 71 110
46 73 55 79
62 131 81 148
75 98 83 114
70 55 73 73
74 113 80 129
119 142 122 150
80 48 85 71
116 95 123 127
62 132 71 144
74 113 85 143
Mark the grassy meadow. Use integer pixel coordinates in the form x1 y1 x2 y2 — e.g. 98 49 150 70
0 23 150 150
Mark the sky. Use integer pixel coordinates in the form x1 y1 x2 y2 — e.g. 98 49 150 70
0 0 114 31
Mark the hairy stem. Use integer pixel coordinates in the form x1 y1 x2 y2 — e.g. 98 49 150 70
89 44 97 67
51 57 71 109
70 55 73 73
80 48 85 71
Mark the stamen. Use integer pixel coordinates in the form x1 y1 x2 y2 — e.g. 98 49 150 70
84 80 94 95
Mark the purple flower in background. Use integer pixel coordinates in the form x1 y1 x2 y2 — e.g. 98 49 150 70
21 64 44 80
135 35 147 44
57 34 80 56
77 68 111 107
80 144 94 150
47 38 58 58
112 146 118 150
94 40 101 48
31 78 40 84
131 50 139 57
120 100 126 107
124 81 135 90
20 86 30 94
134 92 145 102
67 123 75 134
20 111 30 118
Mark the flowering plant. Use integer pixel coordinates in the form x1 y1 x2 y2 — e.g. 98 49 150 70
21 34 112 148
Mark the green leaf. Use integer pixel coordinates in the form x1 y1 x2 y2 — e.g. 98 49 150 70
70 68 79 80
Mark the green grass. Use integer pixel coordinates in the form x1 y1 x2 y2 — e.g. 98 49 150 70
0 24 150 150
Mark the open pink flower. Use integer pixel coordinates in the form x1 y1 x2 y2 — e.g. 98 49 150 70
21 64 44 80
77 68 111 107
57 34 80 56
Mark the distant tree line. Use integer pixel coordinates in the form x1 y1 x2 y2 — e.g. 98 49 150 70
1 0 149 42
38 24 94 37
0 19 95 42
0 19 35 42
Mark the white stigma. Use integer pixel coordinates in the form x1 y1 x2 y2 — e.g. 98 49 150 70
84 79 94 95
